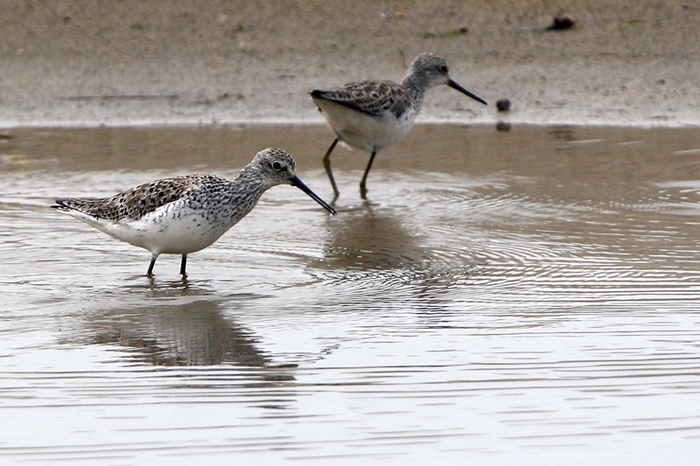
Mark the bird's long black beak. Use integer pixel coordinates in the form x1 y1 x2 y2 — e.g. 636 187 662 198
447 79 487 105
291 176 337 215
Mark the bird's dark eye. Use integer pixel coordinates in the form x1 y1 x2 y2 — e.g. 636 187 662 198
270 161 284 171
439 65 449 73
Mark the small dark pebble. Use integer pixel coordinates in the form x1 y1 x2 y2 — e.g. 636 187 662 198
657 79 666 85
458 26 468 34
496 121 511 132
546 15 576 30
496 98 511 112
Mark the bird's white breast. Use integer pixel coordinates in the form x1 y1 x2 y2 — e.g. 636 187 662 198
314 98 417 153
69 201 238 255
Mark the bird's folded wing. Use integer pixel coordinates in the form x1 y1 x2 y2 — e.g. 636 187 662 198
312 81 412 118
54 175 219 222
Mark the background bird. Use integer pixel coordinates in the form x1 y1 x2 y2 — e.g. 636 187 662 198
311 52 487 199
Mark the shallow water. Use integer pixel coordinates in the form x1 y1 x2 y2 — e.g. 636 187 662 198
2 124 700 465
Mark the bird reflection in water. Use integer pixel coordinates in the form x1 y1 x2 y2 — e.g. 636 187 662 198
309 203 483 325
318 203 429 271
86 299 274 368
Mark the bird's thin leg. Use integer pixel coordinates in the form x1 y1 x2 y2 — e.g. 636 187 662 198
322 137 340 200
147 253 159 277
179 254 188 278
359 149 378 199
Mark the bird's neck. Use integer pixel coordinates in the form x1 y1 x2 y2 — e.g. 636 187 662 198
401 73 428 111
225 166 269 218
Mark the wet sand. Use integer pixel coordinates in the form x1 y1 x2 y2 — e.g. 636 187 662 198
1 0 699 127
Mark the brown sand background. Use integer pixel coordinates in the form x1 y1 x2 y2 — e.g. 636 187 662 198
1 0 699 127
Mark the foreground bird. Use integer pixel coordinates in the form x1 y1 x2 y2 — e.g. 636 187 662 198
311 52 487 199
52 148 337 277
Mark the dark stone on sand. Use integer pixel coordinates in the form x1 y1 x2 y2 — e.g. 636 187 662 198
496 98 511 111
546 15 575 30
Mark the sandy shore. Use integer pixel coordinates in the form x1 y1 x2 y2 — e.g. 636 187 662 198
1 0 699 127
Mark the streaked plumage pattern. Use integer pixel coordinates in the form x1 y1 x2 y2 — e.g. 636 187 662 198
311 81 413 118
56 174 224 222
53 148 336 278
311 52 487 199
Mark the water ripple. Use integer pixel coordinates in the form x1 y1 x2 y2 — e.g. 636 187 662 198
2 125 700 464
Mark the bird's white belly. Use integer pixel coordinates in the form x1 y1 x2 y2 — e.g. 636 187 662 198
75 204 234 255
314 99 416 153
